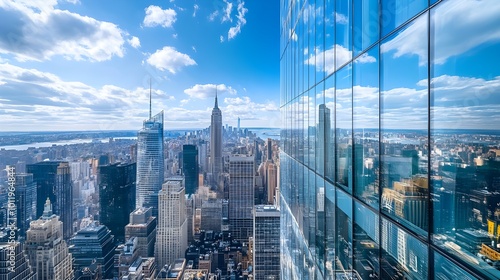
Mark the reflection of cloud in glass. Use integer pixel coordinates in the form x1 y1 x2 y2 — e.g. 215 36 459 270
381 15 427 66
305 45 375 73
433 0 500 64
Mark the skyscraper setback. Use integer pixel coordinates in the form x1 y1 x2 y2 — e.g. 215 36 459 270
210 92 223 188
136 111 164 216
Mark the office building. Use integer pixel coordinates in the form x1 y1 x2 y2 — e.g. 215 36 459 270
25 199 73 280
0 242 36 280
155 179 187 269
280 0 500 279
182 144 199 195
228 155 254 241
136 111 164 216
210 93 223 188
99 162 136 242
125 207 157 258
266 163 277 205
26 161 73 240
201 198 223 232
69 223 116 279
253 205 280 280
13 173 37 240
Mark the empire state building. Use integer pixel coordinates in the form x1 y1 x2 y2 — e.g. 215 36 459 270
210 92 223 188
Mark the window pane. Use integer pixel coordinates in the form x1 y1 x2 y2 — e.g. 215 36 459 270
430 1 500 279
324 74 335 183
353 45 380 209
325 180 336 278
353 0 379 55
380 13 429 236
381 0 427 36
335 0 352 69
380 218 428 279
336 188 353 277
336 65 353 193
433 251 478 280
354 201 380 279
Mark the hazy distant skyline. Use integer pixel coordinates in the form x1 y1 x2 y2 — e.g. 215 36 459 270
0 0 280 131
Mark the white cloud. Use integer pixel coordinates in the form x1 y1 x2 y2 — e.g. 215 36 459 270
0 63 175 130
209 10 219 21
220 35 225 43
128 36 141 48
172 33 178 39
0 1 125 62
193 4 199 17
222 0 233 22
192 46 197 52
335 12 348 24
146 46 196 74
306 45 375 73
143 5 177 28
184 83 237 99
228 1 247 40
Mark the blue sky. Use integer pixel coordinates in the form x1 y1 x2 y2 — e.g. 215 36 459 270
0 0 280 131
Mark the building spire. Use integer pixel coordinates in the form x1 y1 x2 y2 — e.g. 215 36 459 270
149 77 152 119
214 85 218 109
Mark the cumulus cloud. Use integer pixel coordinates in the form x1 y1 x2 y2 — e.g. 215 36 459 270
0 63 174 130
146 46 196 73
184 84 237 99
128 36 141 48
0 1 125 61
193 4 199 17
228 1 248 40
143 5 176 28
306 45 375 73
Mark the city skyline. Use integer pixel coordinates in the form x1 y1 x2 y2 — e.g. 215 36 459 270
0 0 281 131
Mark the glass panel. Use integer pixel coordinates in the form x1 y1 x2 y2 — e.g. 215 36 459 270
325 182 335 277
316 81 326 176
325 0 335 75
336 187 353 277
315 0 325 83
430 1 500 279
308 88 316 169
380 13 429 236
354 201 380 279
316 174 325 273
380 218 429 279
335 0 352 70
324 74 335 183
336 64 353 193
353 0 379 55
353 45 380 209
381 0 427 37
433 251 478 280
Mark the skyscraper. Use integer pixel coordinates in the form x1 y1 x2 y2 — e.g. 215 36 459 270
280 0 500 279
0 242 36 280
69 223 116 279
125 207 157 258
182 144 199 195
228 155 254 241
253 205 280 280
13 173 37 240
155 179 187 270
136 111 164 216
25 199 73 280
98 162 136 243
26 161 73 240
210 93 223 188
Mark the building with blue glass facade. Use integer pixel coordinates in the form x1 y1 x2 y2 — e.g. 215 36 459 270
280 0 500 279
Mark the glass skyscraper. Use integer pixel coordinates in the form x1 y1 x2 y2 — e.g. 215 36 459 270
136 111 164 216
280 0 500 279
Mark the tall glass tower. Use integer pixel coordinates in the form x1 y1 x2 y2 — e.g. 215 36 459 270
136 111 164 216
280 0 500 279
210 93 223 188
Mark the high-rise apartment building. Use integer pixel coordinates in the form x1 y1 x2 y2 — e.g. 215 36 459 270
125 207 157 258
136 111 164 216
280 0 500 279
98 162 136 242
25 199 73 280
155 179 187 270
69 223 116 279
228 155 254 241
210 93 223 188
253 205 280 280
0 242 36 280
26 161 73 240
182 144 199 195
13 173 37 240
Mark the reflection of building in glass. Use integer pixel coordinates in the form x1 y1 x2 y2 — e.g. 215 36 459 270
280 0 500 279
136 111 164 216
